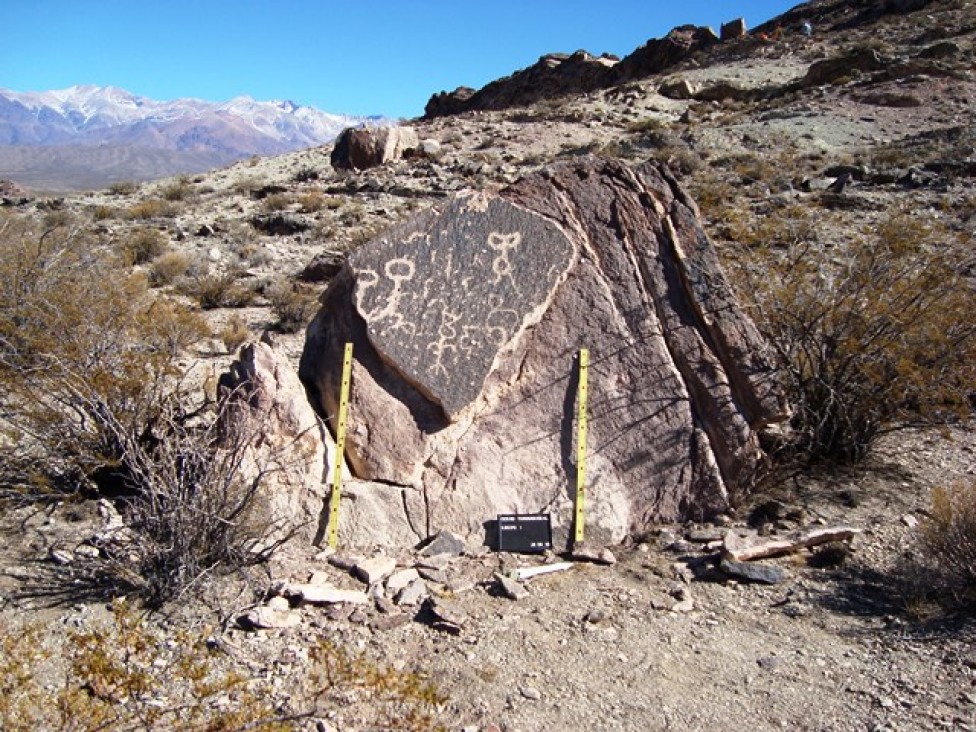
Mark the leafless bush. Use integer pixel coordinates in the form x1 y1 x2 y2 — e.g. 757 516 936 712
267 277 319 333
737 213 976 463
0 212 207 497
918 481 976 607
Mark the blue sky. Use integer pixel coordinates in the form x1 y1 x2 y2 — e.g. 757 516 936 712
4 1 799 118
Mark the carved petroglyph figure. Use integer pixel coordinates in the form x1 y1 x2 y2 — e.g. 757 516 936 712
346 194 576 416
488 231 521 288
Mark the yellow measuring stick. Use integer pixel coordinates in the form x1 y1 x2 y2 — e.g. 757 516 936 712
327 342 354 549
574 348 589 544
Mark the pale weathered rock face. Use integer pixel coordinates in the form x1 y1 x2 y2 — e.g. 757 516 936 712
330 125 420 171
218 341 335 544
300 158 785 549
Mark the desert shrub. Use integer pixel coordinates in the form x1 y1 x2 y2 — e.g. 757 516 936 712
0 604 449 731
107 180 139 195
180 270 257 309
261 192 292 212
0 212 208 498
127 198 180 220
917 481 976 607
738 213 976 463
90 204 115 221
219 313 250 353
298 190 325 213
292 165 319 182
123 226 169 264
160 175 194 201
267 278 319 333
149 250 192 286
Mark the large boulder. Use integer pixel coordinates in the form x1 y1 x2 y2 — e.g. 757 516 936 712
300 158 785 549
330 125 420 171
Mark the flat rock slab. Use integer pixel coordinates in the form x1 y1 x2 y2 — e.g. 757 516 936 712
285 584 369 605
348 192 575 417
420 530 466 557
354 556 398 585
719 558 789 585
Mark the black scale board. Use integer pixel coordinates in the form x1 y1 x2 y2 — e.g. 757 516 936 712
496 513 552 553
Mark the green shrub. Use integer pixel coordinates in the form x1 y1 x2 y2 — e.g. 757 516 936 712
292 166 319 182
298 191 325 213
738 213 976 463
261 192 292 212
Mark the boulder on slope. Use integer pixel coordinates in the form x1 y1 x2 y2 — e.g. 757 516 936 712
299 157 786 549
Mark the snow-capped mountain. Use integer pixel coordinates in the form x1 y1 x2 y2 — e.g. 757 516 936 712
0 85 386 189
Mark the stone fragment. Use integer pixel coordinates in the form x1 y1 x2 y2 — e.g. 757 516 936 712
571 544 617 565
520 686 542 701
417 567 448 584
671 598 695 613
723 532 794 562
386 568 421 594
421 530 467 557
49 548 74 565
371 613 411 632
513 562 574 581
286 584 369 605
239 604 301 630
719 558 788 585
75 544 101 559
217 342 341 545
348 609 370 625
416 554 451 571
659 78 700 100
900 514 919 529
395 578 428 607
687 528 726 543
354 556 397 585
328 554 361 572
426 596 467 629
374 595 397 615
327 604 356 622
495 573 530 601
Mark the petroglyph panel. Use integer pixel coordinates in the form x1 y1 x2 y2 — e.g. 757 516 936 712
348 194 575 417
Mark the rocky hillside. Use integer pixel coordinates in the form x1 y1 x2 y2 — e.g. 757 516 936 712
1 0 975 730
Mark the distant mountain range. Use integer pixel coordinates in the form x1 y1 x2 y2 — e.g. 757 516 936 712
0 85 383 190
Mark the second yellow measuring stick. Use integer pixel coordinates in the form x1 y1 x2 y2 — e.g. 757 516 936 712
327 342 354 549
574 348 589 544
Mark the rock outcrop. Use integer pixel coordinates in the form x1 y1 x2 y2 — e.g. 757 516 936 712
218 341 337 544
330 125 420 171
424 26 719 118
300 158 785 549
612 25 719 82
423 51 618 118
